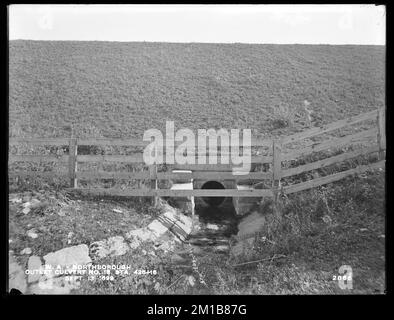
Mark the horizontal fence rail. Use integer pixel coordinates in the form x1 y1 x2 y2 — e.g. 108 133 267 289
9 107 385 199
9 155 69 163
281 145 380 178
283 160 385 195
281 109 378 145
281 128 378 161
70 188 274 197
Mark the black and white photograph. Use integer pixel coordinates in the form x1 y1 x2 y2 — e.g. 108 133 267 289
7 4 386 297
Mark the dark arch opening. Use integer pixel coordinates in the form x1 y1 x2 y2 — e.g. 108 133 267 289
201 181 226 207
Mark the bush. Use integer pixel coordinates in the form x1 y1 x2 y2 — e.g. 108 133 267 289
271 103 298 128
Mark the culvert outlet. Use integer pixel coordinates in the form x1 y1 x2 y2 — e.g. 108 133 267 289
201 181 226 207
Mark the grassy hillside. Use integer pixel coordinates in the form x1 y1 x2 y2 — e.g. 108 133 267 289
9 40 385 139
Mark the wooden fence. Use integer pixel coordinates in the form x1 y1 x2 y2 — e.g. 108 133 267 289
9 107 385 200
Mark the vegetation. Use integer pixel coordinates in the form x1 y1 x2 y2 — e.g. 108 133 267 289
9 41 384 139
74 170 385 294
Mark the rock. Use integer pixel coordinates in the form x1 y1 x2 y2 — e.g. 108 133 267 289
30 199 41 208
171 254 186 264
27 256 43 283
22 201 31 208
359 228 369 232
104 236 129 256
162 211 193 241
10 198 22 204
27 229 38 238
187 275 196 286
44 244 91 270
148 219 170 238
154 282 161 291
89 240 107 259
206 223 219 230
90 236 129 260
58 208 66 217
22 195 32 202
126 228 155 242
379 234 385 238
231 211 268 257
9 239 12 244
112 209 123 213
236 211 266 239
213 245 229 253
67 232 74 245
322 215 332 224
22 199 41 213
9 253 27 294
29 276 81 294
126 210 193 249
230 238 255 257
9 193 18 199
156 238 178 253
188 245 203 255
20 247 32 255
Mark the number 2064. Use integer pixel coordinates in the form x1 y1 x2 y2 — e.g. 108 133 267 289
333 275 352 281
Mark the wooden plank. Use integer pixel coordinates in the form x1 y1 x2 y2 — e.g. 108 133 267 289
149 164 158 206
74 170 271 180
377 107 386 160
70 188 274 197
76 154 144 163
68 138 78 188
251 155 272 164
155 152 272 163
283 160 385 195
172 164 233 171
75 154 271 164
9 171 68 177
282 128 377 161
251 138 272 147
158 171 272 180
8 155 69 163
281 110 378 145
9 137 271 148
272 140 282 181
272 140 282 203
281 145 380 178
77 138 148 146
9 138 70 146
77 137 272 147
74 169 271 182
176 155 272 163
76 171 150 179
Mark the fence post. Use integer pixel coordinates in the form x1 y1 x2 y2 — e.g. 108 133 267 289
149 164 158 207
272 139 282 204
377 107 386 160
68 135 78 188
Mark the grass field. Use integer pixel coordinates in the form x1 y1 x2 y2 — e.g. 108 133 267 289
9 41 384 139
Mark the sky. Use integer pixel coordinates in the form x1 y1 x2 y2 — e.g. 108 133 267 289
8 4 386 45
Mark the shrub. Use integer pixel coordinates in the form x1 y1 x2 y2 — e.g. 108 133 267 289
271 103 298 128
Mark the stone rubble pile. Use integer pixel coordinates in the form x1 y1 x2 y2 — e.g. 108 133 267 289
230 211 268 257
9 191 76 217
9 200 195 294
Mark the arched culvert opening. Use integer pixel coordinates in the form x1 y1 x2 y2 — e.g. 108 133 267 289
201 181 226 207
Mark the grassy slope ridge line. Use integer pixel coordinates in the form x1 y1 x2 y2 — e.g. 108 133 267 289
9 41 385 139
